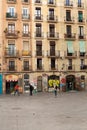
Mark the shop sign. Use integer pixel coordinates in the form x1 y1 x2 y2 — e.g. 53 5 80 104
6 75 18 81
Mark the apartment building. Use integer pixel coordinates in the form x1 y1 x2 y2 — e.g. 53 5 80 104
1 0 87 94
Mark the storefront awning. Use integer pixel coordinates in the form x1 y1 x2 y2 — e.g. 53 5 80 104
67 41 74 53
6 75 18 82
79 41 85 53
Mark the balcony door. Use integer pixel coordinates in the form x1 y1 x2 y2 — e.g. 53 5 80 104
79 26 84 37
8 7 15 17
36 24 42 37
66 25 71 37
35 7 41 19
66 0 70 5
49 24 55 37
49 9 54 20
22 8 29 18
8 24 15 33
50 42 55 56
66 10 71 21
8 44 15 56
9 60 15 71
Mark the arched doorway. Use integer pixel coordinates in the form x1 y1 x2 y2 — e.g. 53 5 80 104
66 75 76 91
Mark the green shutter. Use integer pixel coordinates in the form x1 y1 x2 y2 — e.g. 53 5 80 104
79 41 85 53
67 41 74 53
79 13 82 20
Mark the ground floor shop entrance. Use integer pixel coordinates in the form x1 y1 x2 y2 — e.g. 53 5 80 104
66 75 75 91
5 75 18 94
6 81 18 94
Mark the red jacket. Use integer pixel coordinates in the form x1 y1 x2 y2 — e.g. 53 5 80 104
15 85 19 90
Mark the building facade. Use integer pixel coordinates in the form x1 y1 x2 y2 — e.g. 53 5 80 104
1 0 87 94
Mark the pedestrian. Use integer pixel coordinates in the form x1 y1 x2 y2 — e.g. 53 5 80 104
54 84 57 97
14 84 20 96
29 83 34 96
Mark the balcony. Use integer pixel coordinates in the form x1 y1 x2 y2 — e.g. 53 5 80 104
47 50 60 58
64 33 76 40
36 65 44 71
66 65 75 71
79 52 87 58
80 65 87 71
47 15 58 23
22 14 30 20
7 0 16 3
22 65 32 71
64 1 73 7
4 30 19 39
65 51 77 58
77 3 84 8
34 15 43 21
78 34 86 40
22 32 30 38
47 0 56 6
7 66 17 72
35 50 44 57
6 13 17 20
78 18 85 24
34 0 42 4
47 32 59 40
35 32 44 39
22 50 31 57
5 49 19 58
49 65 58 71
64 16 74 23
22 0 29 4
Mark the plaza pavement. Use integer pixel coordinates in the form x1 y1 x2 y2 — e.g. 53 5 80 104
0 91 87 130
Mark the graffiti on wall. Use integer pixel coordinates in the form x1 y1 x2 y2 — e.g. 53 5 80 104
48 75 59 88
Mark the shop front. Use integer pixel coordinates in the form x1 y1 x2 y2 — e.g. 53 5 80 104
48 75 59 92
66 75 75 91
5 75 18 94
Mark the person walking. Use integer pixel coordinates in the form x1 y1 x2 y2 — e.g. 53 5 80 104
14 84 20 96
54 84 57 97
29 83 34 96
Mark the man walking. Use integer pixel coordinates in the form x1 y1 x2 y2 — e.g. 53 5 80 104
14 84 20 96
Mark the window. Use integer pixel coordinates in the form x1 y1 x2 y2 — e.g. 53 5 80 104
51 58 55 69
65 0 70 5
66 25 71 37
68 59 72 70
78 11 83 22
35 7 41 19
50 41 55 56
48 0 54 4
23 0 29 2
49 24 55 37
23 41 29 51
22 8 29 19
8 7 15 17
23 24 29 34
23 61 29 70
36 41 42 56
49 9 54 20
79 26 84 38
8 24 15 33
8 44 15 55
66 10 71 21
80 59 85 69
78 0 82 7
9 60 15 70
37 58 42 69
36 24 42 37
